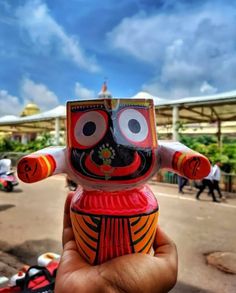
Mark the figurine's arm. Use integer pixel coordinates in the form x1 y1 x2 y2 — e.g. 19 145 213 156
17 146 67 183
157 140 210 180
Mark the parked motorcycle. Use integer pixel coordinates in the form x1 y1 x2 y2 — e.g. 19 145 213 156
0 159 19 192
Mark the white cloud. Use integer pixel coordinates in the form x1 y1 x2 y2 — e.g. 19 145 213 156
108 2 236 98
0 90 22 116
21 78 59 110
16 0 99 72
200 81 217 95
74 82 96 100
0 78 60 117
108 12 176 63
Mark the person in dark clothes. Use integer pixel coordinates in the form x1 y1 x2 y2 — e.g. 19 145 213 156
178 175 188 194
196 166 220 202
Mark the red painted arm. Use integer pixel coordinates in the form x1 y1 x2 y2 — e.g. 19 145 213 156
17 146 67 183
158 141 210 180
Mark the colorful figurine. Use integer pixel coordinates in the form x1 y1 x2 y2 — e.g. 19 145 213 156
17 87 210 265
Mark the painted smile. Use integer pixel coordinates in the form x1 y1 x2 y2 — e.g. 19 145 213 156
85 151 141 177
70 147 154 182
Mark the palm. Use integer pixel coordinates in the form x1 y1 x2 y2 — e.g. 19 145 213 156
55 193 177 293
55 232 177 293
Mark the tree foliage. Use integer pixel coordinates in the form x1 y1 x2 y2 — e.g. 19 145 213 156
0 133 54 153
180 135 236 173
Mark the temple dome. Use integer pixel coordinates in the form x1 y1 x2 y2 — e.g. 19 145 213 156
20 102 40 117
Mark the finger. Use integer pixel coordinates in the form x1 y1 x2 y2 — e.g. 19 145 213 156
63 192 75 247
153 226 178 291
153 226 177 257
60 240 90 272
153 226 173 247
55 240 90 292
63 226 75 247
63 191 74 228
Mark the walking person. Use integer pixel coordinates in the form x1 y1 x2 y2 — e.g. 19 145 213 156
178 175 188 194
212 162 224 199
195 165 220 202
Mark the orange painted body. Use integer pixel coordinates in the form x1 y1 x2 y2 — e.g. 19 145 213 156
70 185 158 265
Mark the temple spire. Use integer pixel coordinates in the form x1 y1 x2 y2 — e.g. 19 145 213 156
101 81 107 92
98 80 112 99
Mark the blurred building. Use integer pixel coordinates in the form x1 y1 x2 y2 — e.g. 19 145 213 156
11 102 41 144
157 121 236 139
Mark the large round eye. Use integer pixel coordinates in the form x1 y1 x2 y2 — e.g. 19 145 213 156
74 111 107 148
118 109 148 142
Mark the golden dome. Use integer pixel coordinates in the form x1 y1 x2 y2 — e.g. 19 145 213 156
20 102 40 117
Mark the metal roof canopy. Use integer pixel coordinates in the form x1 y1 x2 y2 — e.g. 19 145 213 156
0 106 66 144
153 91 236 143
155 92 236 124
0 91 235 145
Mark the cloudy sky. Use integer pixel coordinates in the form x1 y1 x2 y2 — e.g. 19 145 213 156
0 0 236 116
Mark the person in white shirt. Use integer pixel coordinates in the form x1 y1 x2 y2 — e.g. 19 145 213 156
212 162 223 198
195 165 220 202
0 158 11 175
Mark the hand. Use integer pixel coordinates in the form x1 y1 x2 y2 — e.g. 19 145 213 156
55 193 178 293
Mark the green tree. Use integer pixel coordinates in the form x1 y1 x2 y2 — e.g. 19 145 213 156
180 134 236 173
0 133 55 153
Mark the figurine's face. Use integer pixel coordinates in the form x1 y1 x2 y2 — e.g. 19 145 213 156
67 99 157 188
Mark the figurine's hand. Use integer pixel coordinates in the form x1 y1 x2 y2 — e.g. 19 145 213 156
17 154 56 183
158 141 211 180
173 152 210 180
55 193 178 293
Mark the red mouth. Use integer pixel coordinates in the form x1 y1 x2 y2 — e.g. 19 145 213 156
85 151 141 177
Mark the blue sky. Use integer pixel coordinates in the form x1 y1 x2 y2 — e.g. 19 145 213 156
0 0 236 116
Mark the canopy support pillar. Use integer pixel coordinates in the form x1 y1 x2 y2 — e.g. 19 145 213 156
217 119 222 150
21 133 28 144
172 106 179 141
55 117 60 145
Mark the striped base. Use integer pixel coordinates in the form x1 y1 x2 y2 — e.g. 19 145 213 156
70 209 158 265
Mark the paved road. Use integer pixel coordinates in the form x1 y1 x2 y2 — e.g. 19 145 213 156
0 176 236 292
